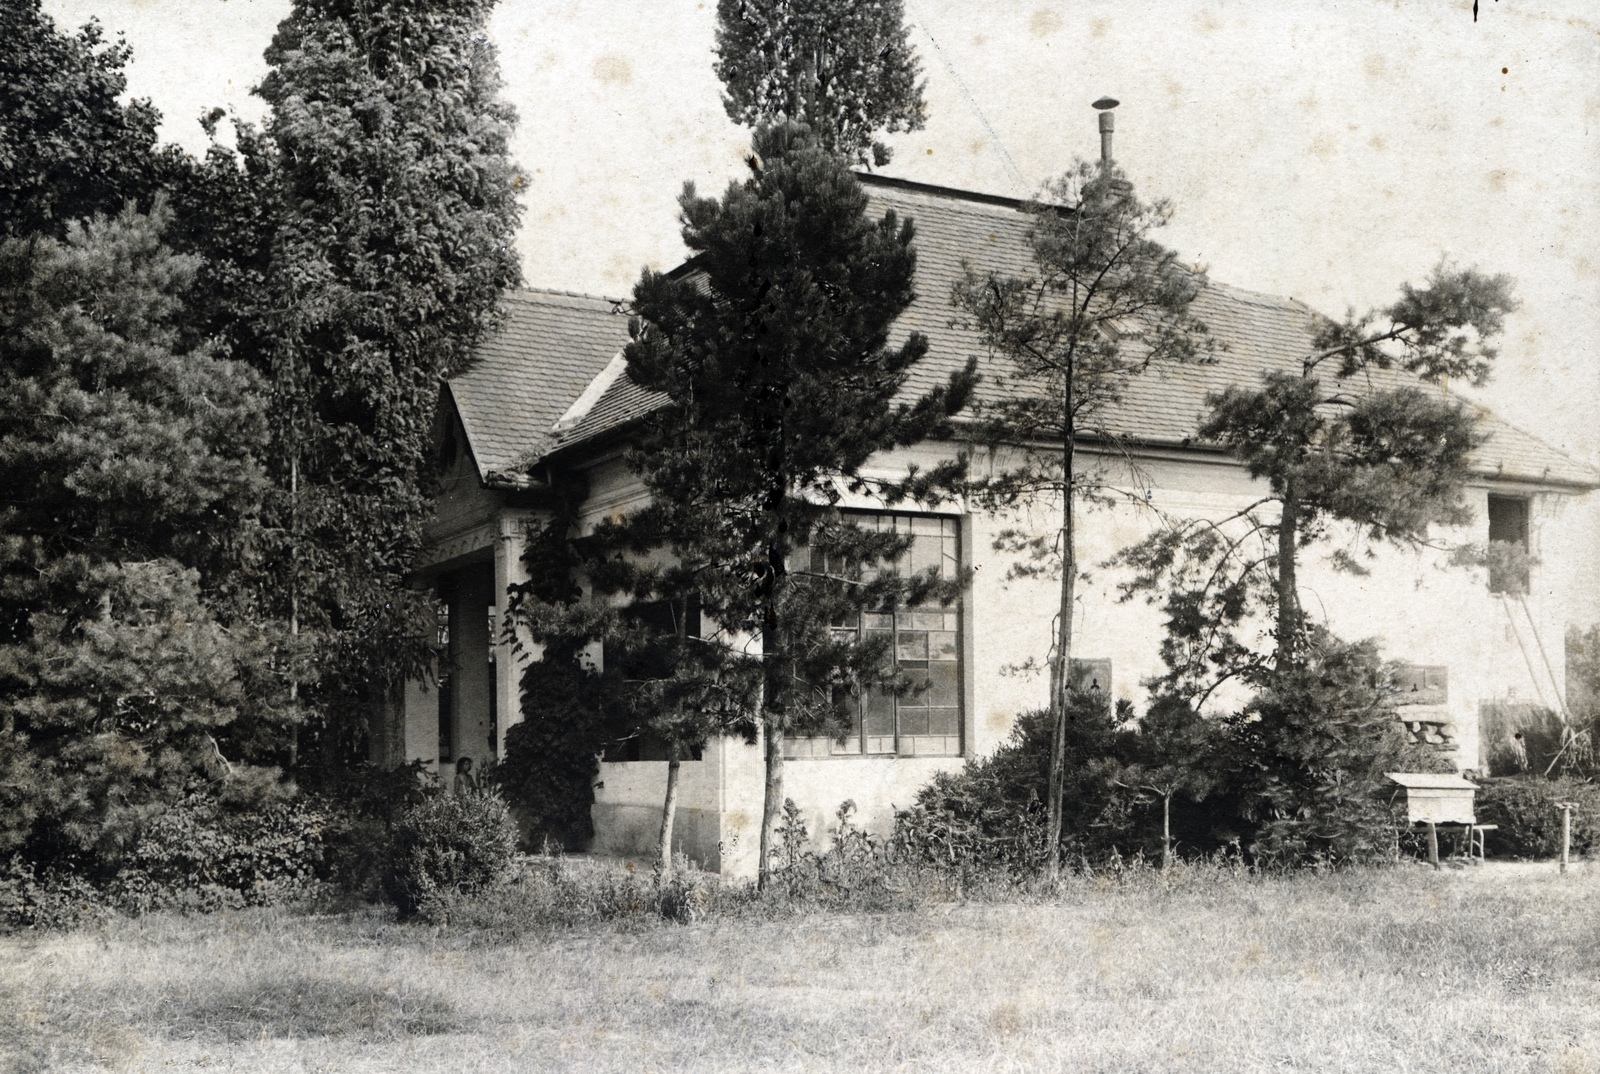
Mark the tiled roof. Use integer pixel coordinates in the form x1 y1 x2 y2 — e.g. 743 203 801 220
467 180 1598 490
448 288 628 483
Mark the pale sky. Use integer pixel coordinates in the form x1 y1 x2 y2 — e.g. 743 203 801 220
43 0 1600 465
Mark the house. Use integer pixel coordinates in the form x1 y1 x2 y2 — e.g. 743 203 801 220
381 175 1600 876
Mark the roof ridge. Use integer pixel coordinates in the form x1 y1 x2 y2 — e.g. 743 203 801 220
857 172 1029 212
1201 278 1318 313
507 286 629 309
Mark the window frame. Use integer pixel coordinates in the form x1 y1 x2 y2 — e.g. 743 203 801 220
786 511 966 760
1486 493 1531 595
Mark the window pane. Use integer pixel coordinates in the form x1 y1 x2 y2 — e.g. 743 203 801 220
901 734 959 756
928 708 960 736
926 662 959 706
929 631 958 660
897 632 928 661
863 613 893 631
864 687 894 736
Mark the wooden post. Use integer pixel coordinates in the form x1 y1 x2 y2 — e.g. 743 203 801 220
1427 821 1439 871
1558 802 1575 875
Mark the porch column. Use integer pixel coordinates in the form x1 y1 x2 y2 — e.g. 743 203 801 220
494 515 533 760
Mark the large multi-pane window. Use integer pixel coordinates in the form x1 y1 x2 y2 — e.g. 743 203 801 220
788 514 962 759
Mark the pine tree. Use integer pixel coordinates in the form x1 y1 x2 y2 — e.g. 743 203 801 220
1117 263 1518 695
503 510 755 864
1112 266 1516 862
620 124 974 887
253 0 524 762
714 0 927 166
951 160 1211 878
0 205 269 863
1110 696 1218 869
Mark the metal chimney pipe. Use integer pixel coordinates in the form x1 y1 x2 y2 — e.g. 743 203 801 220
1093 97 1120 165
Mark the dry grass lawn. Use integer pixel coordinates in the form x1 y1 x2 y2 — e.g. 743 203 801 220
3 860 1598 1073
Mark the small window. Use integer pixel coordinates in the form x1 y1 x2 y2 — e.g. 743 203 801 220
1487 495 1529 594
1069 658 1113 712
1394 665 1447 706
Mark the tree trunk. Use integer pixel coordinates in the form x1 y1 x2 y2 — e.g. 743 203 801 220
1162 792 1173 870
756 390 789 893
288 449 300 770
1045 374 1078 879
1274 482 1300 675
758 718 784 889
658 744 682 878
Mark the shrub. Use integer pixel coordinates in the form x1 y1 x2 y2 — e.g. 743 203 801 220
1232 632 1453 868
893 697 1181 876
763 800 917 911
893 715 1051 877
496 638 632 851
111 792 329 913
1474 776 1600 858
0 855 111 931
428 856 744 936
299 760 436 897
383 790 517 918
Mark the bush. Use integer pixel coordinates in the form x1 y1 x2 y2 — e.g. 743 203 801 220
111 792 329 913
383 790 518 918
0 855 112 931
894 696 1214 876
1474 776 1600 859
1232 632 1453 868
761 800 917 911
428 856 741 936
894 714 1052 877
298 760 436 897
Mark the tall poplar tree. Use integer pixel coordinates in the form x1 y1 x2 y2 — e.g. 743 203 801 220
714 0 927 166
952 160 1211 878
622 124 974 887
254 0 523 761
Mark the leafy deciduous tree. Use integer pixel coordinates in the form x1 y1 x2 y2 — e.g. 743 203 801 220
254 0 524 761
0 1 182 239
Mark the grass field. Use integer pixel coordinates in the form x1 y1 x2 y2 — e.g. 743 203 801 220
3 859 1598 1073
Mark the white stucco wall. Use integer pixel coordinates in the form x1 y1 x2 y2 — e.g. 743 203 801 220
553 440 1599 876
